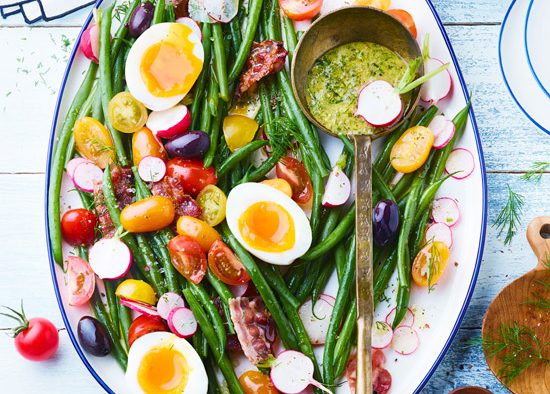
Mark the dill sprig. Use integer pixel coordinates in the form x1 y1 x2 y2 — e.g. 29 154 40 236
264 117 296 158
114 0 130 22
523 280 550 310
492 184 525 245
521 161 549 183
427 241 441 293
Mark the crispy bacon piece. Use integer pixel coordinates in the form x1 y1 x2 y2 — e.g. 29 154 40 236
151 175 202 218
93 185 116 239
229 297 274 364
345 350 392 394
168 0 189 18
236 40 288 98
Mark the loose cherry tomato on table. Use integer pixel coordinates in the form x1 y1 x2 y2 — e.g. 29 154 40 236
67 256 96 306
168 235 207 284
387 9 417 39
390 126 434 173
120 196 175 233
208 240 251 285
74 117 114 169
61 208 98 246
166 158 217 197
128 315 169 347
223 114 259 152
275 156 313 204
196 185 227 226
107 92 148 133
176 216 221 252
279 0 322 21
412 241 450 287
239 370 279 394
132 126 167 166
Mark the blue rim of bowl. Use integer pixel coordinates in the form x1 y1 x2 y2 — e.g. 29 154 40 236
524 0 550 100
44 1 487 393
499 0 550 135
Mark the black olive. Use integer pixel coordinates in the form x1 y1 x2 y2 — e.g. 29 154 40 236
373 199 400 247
77 316 112 357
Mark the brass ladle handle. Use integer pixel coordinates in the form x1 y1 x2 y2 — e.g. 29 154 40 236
353 134 374 394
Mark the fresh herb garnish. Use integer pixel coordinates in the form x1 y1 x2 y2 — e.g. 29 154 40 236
426 241 441 293
521 161 549 183
492 184 525 245
523 280 550 310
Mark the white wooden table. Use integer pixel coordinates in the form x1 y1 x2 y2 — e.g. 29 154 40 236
0 1 549 393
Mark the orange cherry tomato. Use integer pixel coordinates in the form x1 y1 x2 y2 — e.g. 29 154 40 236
120 196 175 233
208 240 251 285
261 178 293 198
390 126 434 173
279 0 322 21
176 216 221 252
387 9 417 39
74 117 114 169
168 235 207 284
132 127 167 166
276 156 313 204
239 370 279 394
412 241 450 287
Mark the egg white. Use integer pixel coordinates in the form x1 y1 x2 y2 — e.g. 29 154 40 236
226 183 313 265
126 23 204 111
125 332 208 394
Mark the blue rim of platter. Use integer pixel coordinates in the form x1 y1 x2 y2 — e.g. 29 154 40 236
44 1 487 393
524 0 550 100
499 0 550 135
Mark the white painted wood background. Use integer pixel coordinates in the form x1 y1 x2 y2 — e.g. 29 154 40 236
0 1 548 393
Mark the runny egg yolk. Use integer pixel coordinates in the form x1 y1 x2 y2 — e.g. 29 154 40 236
238 201 295 252
140 24 202 98
137 345 189 394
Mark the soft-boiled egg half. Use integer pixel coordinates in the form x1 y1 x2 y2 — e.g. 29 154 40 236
126 22 204 111
226 183 312 265
126 332 207 394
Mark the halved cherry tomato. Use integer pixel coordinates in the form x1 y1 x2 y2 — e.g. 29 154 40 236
176 216 221 252
223 114 259 152
196 185 227 226
412 241 450 287
128 315 169 347
239 370 278 394
279 0 322 21
261 178 293 198
354 0 390 10
276 156 313 204
61 208 98 246
74 117 114 169
387 9 417 39
107 92 148 133
115 279 157 305
168 235 207 284
67 256 95 306
208 240 251 285
132 126 167 166
120 196 175 233
166 158 217 197
390 126 434 173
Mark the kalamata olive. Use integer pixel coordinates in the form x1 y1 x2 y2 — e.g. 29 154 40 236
77 316 112 357
165 131 210 159
128 2 155 38
373 199 400 247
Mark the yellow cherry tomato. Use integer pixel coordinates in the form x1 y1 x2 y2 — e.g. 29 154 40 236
261 178 293 198
390 126 434 173
223 114 259 152
354 0 390 10
196 185 227 226
107 92 148 133
115 279 157 305
120 196 175 233
132 127 167 166
176 216 221 252
74 116 115 169
412 241 450 287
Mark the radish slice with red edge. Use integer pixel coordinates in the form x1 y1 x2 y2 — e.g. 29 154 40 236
138 156 166 182
445 148 475 179
391 326 419 355
298 297 334 345
88 237 132 279
176 17 202 39
429 115 456 149
420 58 452 104
157 292 185 320
73 161 103 192
167 307 197 338
204 0 238 23
146 105 191 140
425 222 453 249
318 293 335 307
385 307 414 328
322 166 351 207
120 298 160 317
372 321 393 350
355 80 403 127
66 157 92 180
431 197 460 226
270 350 331 393
80 23 100 63
229 283 249 298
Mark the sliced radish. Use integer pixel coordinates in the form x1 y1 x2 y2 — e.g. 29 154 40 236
270 350 331 393
385 307 415 328
66 157 92 180
428 115 456 149
88 237 132 279
298 297 334 345
322 166 351 207
229 283 249 298
372 321 394 350
425 222 453 249
120 298 160 317
355 80 403 127
73 161 103 192
157 292 186 320
138 156 166 182
167 307 197 338
318 293 335 307
146 105 191 140
445 148 475 180
204 0 238 23
431 197 460 226
80 22 100 63
391 326 419 355
420 58 452 104
176 17 202 39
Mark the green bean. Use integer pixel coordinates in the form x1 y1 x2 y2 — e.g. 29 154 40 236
91 81 104 121
191 24 213 127
373 250 397 305
112 49 126 95
334 298 356 377
206 270 235 334
135 233 166 294
103 280 121 337
204 102 225 168
193 328 209 359
165 2 176 22
309 166 324 239
334 242 347 282
260 264 301 309
295 264 319 302
282 15 297 62
216 140 268 177
152 0 165 24
212 23 229 102
200 76 215 132
373 167 396 202
206 355 222 394
311 259 335 304
228 16 242 53
412 173 454 224
413 209 431 255
189 283 226 354
286 263 307 294
118 303 132 349
110 0 139 59
338 133 354 155
391 173 415 201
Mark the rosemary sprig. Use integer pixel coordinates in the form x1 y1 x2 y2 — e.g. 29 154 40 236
521 161 549 183
492 184 525 245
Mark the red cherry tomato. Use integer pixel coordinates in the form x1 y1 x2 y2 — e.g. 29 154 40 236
208 240 251 286
168 235 207 284
61 208 98 246
279 0 323 21
128 315 169 347
67 256 96 306
166 158 217 197
275 156 313 204
387 9 417 39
